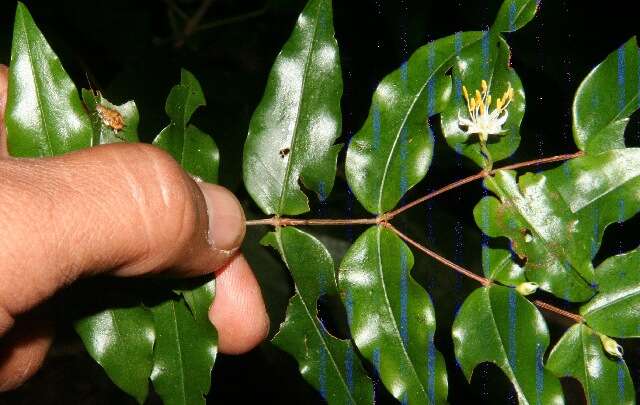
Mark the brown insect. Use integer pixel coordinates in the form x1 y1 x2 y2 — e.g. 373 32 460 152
279 148 290 158
95 103 125 134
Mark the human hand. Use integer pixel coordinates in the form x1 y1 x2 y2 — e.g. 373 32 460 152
0 65 269 391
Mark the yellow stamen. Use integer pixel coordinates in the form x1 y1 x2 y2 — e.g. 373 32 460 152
481 79 488 93
462 85 469 102
496 97 504 110
486 95 492 110
469 98 476 110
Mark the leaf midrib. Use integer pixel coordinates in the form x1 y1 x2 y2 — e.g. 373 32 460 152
374 227 429 401
276 229 357 404
20 12 54 156
277 2 323 215
483 287 531 404
376 35 482 213
170 301 188 405
489 174 590 286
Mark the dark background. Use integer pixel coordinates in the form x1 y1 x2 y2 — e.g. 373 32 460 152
0 0 639 403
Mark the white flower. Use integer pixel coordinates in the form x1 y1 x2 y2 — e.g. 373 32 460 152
458 80 515 143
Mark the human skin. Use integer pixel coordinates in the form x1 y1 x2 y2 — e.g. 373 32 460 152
0 65 269 391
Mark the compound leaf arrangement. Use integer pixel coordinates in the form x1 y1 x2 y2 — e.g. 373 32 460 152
4 0 640 404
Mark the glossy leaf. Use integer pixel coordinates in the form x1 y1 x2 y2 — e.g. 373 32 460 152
6 2 92 157
581 248 640 338
75 307 155 404
339 226 448 404
482 245 526 286
150 297 218 405
474 170 595 301
547 324 635 405
82 89 140 145
572 37 640 154
543 148 640 260
452 285 564 405
154 69 219 183
263 227 374 404
441 33 524 168
346 32 482 214
493 0 540 33
243 0 342 215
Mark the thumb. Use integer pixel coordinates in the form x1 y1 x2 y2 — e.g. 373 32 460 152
0 143 245 324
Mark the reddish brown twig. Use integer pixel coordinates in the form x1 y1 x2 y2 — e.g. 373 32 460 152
386 150 584 219
384 222 491 286
245 217 379 227
384 223 583 323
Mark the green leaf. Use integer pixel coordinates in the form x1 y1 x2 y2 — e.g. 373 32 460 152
572 37 640 154
482 245 526 286
474 170 595 302
150 297 218 405
441 33 524 168
6 2 92 157
154 69 219 183
263 227 374 404
543 149 640 257
339 226 448 404
74 306 155 404
243 0 342 215
346 32 482 214
452 285 564 405
82 89 140 145
546 324 635 405
493 0 539 33
581 248 640 338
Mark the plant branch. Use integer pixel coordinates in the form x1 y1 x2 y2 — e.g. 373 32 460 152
386 150 584 219
175 0 214 47
384 222 491 286
195 4 270 32
385 222 583 323
533 300 584 323
245 217 379 227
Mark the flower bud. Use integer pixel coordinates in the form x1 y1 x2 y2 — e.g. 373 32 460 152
515 282 539 296
600 334 624 359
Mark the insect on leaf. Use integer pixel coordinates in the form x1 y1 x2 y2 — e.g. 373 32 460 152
82 89 140 145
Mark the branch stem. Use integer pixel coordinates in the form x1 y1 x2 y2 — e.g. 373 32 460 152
386 150 584 219
384 223 583 323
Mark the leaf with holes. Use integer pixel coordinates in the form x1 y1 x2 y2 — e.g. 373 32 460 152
492 0 540 33
339 226 448 404
440 33 524 168
346 32 482 214
572 37 640 154
154 69 219 183
243 0 342 215
580 248 640 337
473 170 595 302
452 285 563 405
263 227 374 404
82 89 140 145
6 2 92 157
546 324 635 405
543 148 640 257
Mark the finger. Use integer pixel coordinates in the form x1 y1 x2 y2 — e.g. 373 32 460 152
0 64 8 158
209 254 269 354
0 318 53 392
0 143 245 325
